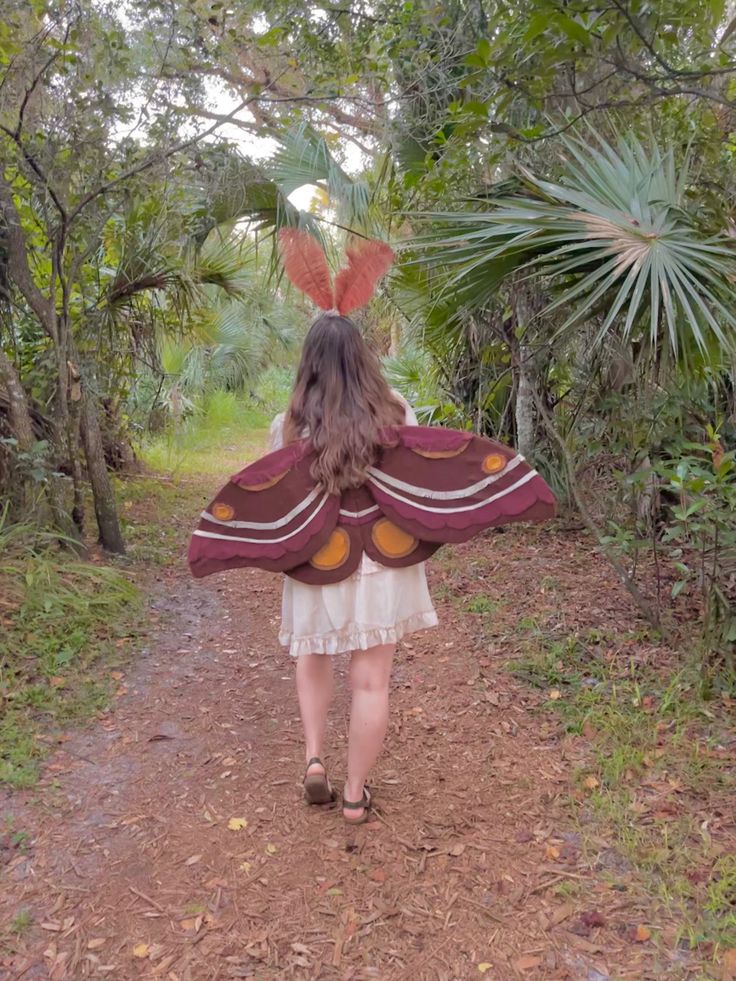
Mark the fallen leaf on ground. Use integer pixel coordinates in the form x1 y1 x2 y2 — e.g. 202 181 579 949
722 949 736 981
239 861 252 873
180 916 203 933
265 843 277 854
228 817 248 831
584 775 600 790
581 910 606 928
548 902 575 927
634 925 651 942
477 964 492 974
548 689 562 700
132 943 150 958
514 954 543 971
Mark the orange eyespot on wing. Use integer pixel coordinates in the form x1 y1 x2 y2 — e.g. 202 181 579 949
240 471 289 492
371 519 418 559
211 503 235 521
482 453 507 474
411 444 469 460
309 528 351 571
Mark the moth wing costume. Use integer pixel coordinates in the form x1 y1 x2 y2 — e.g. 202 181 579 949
188 424 556 585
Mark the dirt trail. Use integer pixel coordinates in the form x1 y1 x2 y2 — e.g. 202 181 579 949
1 525 684 980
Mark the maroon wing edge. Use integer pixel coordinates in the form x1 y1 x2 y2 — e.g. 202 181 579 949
187 442 340 578
365 426 556 543
187 425 556 584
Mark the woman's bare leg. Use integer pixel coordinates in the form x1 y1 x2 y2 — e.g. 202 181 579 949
344 643 395 816
295 653 335 778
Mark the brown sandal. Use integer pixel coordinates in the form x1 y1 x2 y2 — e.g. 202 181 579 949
303 757 335 805
343 787 372 825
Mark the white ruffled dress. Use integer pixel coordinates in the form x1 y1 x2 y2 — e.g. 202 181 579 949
270 402 438 657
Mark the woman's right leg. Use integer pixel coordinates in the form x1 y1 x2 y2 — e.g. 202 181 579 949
344 643 395 818
295 653 335 779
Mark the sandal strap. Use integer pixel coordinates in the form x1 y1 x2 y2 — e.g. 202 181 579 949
343 789 370 810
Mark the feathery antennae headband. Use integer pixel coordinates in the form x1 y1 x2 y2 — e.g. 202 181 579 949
278 228 394 316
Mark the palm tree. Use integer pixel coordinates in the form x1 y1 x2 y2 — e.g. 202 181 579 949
411 134 736 362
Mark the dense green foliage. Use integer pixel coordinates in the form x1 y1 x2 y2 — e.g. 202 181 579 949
1 0 735 660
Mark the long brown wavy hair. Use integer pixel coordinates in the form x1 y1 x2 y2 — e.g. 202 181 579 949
283 314 405 494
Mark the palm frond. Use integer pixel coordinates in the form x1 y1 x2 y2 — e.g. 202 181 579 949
269 125 372 227
411 135 736 357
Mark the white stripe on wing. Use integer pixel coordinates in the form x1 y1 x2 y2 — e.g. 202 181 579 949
194 492 331 544
367 469 538 514
201 486 322 530
366 453 524 500
338 505 381 519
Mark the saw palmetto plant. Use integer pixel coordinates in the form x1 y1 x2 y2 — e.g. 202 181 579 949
410 135 736 360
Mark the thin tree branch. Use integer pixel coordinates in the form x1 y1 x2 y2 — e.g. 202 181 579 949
0 178 57 342
66 95 259 225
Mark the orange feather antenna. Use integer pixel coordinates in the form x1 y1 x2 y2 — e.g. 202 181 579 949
278 228 334 310
333 239 395 316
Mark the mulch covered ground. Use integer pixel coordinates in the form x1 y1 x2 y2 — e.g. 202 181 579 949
0 510 723 980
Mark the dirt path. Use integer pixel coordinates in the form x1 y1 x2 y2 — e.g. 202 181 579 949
0 524 693 980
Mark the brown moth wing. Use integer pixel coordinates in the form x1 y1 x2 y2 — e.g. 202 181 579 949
188 445 340 578
366 427 556 543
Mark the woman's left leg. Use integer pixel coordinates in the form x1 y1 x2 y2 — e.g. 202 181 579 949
295 653 335 780
344 643 395 818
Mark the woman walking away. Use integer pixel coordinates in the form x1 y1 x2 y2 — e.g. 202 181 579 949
270 312 438 824
188 228 556 825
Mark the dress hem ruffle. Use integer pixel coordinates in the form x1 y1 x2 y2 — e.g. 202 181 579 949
280 610 439 658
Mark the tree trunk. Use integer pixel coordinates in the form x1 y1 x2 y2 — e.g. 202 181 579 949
0 181 86 537
56 356 86 533
389 320 402 357
509 282 543 460
516 342 536 459
0 347 82 542
80 391 126 554
101 396 140 473
0 347 37 511
0 348 35 450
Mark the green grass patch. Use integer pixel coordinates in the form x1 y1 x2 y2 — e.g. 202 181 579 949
8 909 32 934
124 406 270 564
465 593 502 615
509 625 736 957
117 474 209 565
0 521 142 787
140 391 271 478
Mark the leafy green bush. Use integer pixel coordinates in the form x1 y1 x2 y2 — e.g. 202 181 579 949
0 516 141 786
203 389 241 430
253 365 294 416
140 388 271 476
655 442 736 671
603 437 736 687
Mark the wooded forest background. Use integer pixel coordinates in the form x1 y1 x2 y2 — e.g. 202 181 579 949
1 0 735 666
